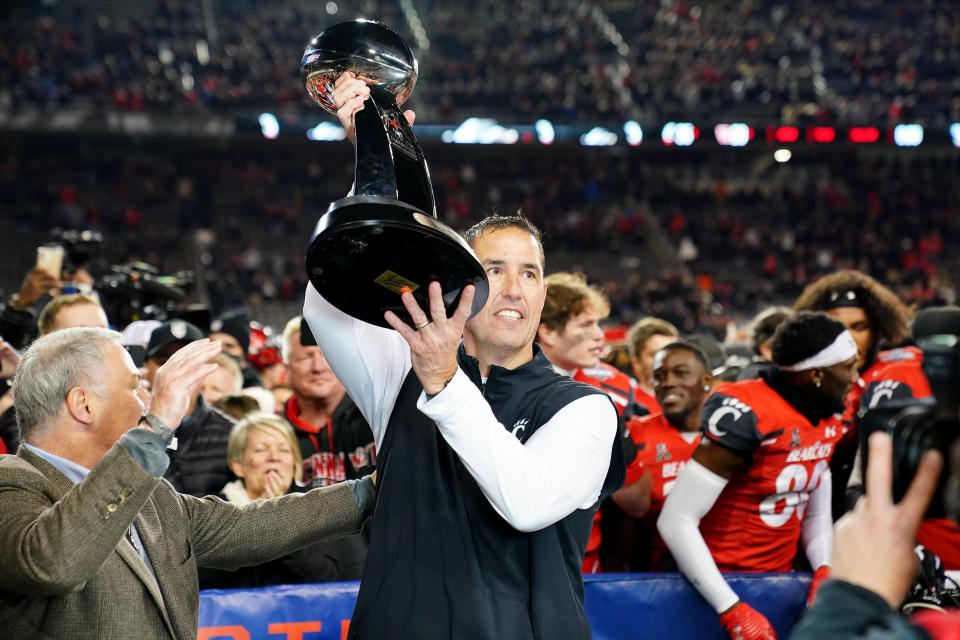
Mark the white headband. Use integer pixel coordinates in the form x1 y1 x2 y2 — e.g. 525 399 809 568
779 330 858 372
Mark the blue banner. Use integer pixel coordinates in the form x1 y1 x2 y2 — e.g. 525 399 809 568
199 573 810 639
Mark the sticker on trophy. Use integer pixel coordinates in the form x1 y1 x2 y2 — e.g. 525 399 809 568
375 271 420 295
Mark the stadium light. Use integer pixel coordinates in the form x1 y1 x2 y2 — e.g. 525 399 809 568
580 127 618 147
772 126 800 143
623 121 643 146
441 118 519 144
808 127 836 143
306 121 346 141
773 149 792 163
535 119 555 145
258 113 280 140
893 124 923 147
848 127 880 143
661 122 697 146
951 124 960 148
714 123 752 147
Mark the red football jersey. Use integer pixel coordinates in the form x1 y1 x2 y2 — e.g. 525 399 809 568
631 414 701 515
574 363 636 417
630 413 701 567
633 384 660 416
698 379 845 572
859 347 932 411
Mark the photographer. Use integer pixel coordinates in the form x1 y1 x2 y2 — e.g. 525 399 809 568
791 432 945 639
1 267 61 350
794 306 960 638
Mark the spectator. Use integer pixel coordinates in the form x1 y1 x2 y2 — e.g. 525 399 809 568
145 319 235 497
200 353 243 406
37 294 109 335
1 267 61 350
0 329 376 638
628 317 679 415
201 413 372 587
209 309 262 388
279 315 376 582
1 294 110 455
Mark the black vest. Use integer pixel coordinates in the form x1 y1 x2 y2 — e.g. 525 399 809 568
348 346 625 640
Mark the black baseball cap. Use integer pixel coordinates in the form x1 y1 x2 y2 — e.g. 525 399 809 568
146 319 206 359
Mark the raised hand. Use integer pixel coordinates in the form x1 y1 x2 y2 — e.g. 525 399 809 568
0 339 21 380
831 431 942 609
13 267 61 309
331 72 415 143
147 339 222 429
383 281 476 395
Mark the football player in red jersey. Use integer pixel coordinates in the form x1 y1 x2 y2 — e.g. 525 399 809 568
794 270 912 515
537 272 639 573
793 272 960 566
616 341 712 569
627 317 679 415
659 313 860 640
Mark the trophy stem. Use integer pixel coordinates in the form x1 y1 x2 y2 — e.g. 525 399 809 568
354 100 400 199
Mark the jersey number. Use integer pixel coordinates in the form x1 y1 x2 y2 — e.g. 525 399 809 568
758 461 828 528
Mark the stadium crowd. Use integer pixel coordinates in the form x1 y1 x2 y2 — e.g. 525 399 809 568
3 144 956 336
3 0 959 123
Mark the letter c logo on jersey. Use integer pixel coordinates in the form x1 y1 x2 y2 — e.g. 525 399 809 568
707 397 752 438
511 418 529 440
868 380 902 409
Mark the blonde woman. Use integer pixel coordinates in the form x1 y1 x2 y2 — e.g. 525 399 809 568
221 413 302 505
202 413 371 588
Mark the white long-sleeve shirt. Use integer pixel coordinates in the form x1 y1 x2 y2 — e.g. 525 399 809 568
303 283 618 532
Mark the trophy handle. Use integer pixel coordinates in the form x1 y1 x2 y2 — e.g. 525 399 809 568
353 87 436 216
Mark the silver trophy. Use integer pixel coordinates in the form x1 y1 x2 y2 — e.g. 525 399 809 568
302 20 488 328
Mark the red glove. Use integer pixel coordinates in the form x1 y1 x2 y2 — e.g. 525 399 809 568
807 565 831 607
719 602 777 640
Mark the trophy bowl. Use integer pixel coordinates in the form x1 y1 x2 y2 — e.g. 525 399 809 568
301 19 488 329
302 19 418 116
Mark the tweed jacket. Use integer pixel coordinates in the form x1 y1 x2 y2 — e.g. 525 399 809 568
0 442 367 639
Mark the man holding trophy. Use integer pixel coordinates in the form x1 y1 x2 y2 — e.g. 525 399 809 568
300 20 624 640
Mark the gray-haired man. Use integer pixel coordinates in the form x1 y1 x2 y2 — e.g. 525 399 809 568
0 328 375 639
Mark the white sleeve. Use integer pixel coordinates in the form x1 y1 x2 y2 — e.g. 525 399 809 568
303 283 411 448
417 369 618 532
657 460 740 613
801 468 833 570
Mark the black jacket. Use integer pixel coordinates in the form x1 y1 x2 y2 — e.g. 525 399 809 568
164 397 235 497
283 393 376 582
348 345 625 640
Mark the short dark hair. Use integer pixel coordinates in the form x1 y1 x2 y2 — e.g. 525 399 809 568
659 340 709 370
772 311 847 368
794 270 910 348
749 306 794 355
463 211 545 268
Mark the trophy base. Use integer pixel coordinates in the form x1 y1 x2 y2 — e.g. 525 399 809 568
307 195 490 328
